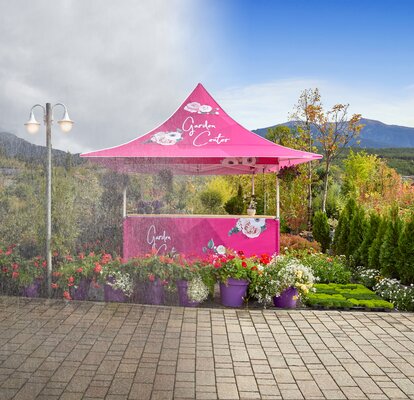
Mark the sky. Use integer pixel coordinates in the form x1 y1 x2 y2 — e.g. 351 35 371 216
1 0 414 153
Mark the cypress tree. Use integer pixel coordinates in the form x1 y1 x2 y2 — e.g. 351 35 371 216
397 213 414 285
379 206 403 278
368 216 387 269
349 206 366 266
312 211 331 253
333 198 357 257
359 213 381 268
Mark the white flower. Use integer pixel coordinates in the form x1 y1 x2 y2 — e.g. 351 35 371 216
184 102 201 113
187 276 209 303
216 245 226 255
150 131 182 146
198 105 212 113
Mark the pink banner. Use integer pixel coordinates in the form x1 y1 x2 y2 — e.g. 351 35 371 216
123 215 280 259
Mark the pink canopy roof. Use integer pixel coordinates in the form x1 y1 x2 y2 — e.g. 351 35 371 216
80 84 322 175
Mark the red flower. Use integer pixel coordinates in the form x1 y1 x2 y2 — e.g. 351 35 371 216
42 261 47 267
63 291 72 300
242 261 247 268
89 252 95 257
251 266 258 271
34 261 39 268
78 252 85 260
76 267 83 273
52 272 62 277
148 273 155 282
2 267 8 273
5 249 12 256
237 250 244 256
12 263 19 271
51 283 58 289
65 255 73 262
94 263 102 273
12 271 19 279
161 279 168 286
0 249 3 254
68 276 75 283
53 251 59 257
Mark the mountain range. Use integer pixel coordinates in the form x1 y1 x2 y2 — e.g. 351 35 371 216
253 118 414 148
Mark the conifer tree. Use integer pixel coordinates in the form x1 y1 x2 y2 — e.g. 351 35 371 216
397 213 414 285
379 206 403 278
312 211 331 253
358 213 381 268
333 197 357 257
348 205 366 266
368 216 387 269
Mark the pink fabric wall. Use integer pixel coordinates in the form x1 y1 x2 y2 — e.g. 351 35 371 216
123 216 280 259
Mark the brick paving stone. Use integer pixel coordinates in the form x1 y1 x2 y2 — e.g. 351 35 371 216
1 298 414 400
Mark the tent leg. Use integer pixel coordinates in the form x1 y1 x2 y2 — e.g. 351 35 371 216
276 174 280 220
122 186 127 218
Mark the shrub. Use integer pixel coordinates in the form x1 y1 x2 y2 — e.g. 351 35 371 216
312 211 331 253
380 206 403 279
279 234 321 254
368 217 387 269
294 252 351 284
348 206 366 266
358 213 381 268
199 189 224 214
224 185 244 215
332 197 357 257
397 213 414 285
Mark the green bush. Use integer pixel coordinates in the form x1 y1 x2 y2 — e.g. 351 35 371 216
312 211 331 253
306 283 394 310
291 251 351 284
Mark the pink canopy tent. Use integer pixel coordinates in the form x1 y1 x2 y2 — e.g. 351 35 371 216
80 84 322 258
80 83 321 175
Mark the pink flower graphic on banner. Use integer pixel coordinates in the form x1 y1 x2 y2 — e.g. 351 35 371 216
184 102 219 115
228 218 266 239
184 102 201 113
149 130 183 146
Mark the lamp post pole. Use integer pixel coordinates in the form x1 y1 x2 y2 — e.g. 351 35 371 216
45 103 53 298
25 103 74 298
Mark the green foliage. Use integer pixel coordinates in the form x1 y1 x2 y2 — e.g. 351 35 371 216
348 205 366 266
306 283 394 310
379 206 403 278
312 211 331 252
332 197 357 257
224 184 244 215
291 251 351 284
199 189 224 214
396 213 414 285
358 213 381 268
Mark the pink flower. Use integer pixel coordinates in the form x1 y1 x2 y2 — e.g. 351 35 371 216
12 271 19 279
63 291 72 300
94 263 102 273
148 273 155 282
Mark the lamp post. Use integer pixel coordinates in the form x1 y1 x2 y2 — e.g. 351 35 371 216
25 103 74 298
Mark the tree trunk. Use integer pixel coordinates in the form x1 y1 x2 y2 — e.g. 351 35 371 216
322 162 330 213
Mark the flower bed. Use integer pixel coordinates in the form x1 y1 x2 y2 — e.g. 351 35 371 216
305 283 394 310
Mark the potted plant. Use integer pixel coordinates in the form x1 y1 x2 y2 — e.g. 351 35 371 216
213 250 254 307
103 262 134 303
271 256 315 308
174 257 211 307
246 197 257 216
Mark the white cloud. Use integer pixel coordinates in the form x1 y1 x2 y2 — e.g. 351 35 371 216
0 0 214 153
215 79 414 130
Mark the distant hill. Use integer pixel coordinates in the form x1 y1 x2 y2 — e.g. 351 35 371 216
253 118 414 148
0 131 82 166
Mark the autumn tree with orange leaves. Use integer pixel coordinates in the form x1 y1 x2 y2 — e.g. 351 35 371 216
307 102 364 212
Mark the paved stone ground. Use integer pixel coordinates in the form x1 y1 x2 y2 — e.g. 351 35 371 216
0 297 413 400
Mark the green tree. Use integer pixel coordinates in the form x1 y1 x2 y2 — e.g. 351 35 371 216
358 213 381 268
224 184 245 215
199 189 224 214
379 206 403 278
348 205 366 266
312 211 331 252
368 217 387 269
397 213 414 284
332 198 357 257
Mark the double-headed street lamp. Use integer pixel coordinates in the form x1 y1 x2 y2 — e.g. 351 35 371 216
25 103 74 297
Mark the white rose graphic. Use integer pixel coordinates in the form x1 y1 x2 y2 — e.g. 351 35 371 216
184 102 201 113
236 218 266 238
198 105 213 113
216 245 226 255
150 131 182 146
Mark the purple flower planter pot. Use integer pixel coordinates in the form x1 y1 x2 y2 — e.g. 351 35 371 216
22 280 42 298
146 279 165 305
176 279 199 307
104 284 128 303
273 287 298 308
72 278 90 301
220 278 249 308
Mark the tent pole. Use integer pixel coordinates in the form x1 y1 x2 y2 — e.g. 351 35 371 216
276 173 280 219
122 186 127 218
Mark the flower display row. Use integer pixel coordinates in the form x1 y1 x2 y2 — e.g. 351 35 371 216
1 244 317 308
